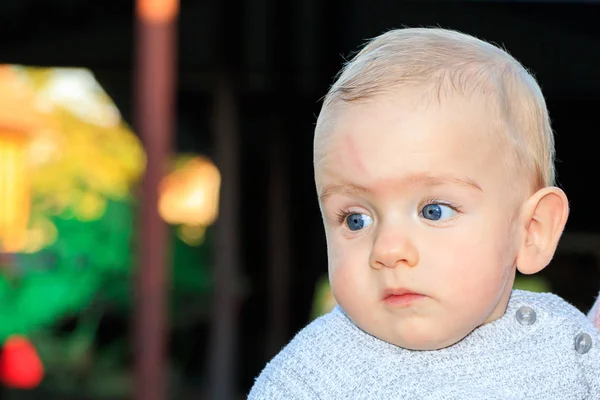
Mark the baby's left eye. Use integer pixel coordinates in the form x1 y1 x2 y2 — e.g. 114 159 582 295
420 203 457 221
345 213 373 231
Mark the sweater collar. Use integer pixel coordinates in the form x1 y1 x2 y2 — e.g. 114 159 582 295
334 290 547 357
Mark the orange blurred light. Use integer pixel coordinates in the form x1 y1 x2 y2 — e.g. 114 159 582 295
137 0 179 23
158 156 221 227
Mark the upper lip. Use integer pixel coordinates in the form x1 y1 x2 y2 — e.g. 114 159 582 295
382 288 423 299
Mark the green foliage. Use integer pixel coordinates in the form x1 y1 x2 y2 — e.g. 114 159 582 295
0 198 213 397
513 274 551 293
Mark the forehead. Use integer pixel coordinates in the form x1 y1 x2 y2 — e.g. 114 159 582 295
314 93 504 193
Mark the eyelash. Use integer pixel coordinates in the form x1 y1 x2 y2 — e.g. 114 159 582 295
422 197 463 214
335 209 359 225
334 198 463 225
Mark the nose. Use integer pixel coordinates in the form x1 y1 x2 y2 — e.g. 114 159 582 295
369 222 419 270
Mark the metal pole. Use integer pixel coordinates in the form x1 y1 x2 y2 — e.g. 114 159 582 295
133 2 178 400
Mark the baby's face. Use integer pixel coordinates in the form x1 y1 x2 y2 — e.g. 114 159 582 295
315 92 527 350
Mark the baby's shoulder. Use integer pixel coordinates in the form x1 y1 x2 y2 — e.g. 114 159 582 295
266 306 351 368
512 289 592 328
513 290 600 394
512 290 599 348
248 307 359 399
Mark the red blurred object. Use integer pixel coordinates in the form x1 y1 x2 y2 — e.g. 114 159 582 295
0 336 44 389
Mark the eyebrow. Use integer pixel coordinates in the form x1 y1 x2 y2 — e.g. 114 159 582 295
319 174 483 202
319 183 369 202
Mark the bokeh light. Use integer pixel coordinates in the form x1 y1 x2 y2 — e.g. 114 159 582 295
159 155 221 245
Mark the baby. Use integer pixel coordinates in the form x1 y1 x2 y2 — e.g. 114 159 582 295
248 27 600 399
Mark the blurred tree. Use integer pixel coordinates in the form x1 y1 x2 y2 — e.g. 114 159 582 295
0 66 213 398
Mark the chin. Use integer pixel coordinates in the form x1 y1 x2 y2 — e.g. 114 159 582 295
383 326 463 351
398 338 460 351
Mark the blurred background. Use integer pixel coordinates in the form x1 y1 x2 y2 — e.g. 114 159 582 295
0 0 599 399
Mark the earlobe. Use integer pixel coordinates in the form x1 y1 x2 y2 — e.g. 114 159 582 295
516 187 569 275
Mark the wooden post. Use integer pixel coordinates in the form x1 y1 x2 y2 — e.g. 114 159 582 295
133 1 178 400
208 73 241 400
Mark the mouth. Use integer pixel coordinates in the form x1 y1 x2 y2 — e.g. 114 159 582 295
382 288 426 307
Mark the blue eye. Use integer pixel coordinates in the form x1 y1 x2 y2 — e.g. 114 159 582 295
346 213 373 231
421 203 456 221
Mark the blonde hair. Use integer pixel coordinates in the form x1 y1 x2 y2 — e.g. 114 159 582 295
316 27 555 190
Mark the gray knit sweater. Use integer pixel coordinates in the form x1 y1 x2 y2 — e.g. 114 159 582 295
248 290 600 399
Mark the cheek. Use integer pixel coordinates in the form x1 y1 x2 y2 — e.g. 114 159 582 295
428 218 515 289
326 234 372 302
329 263 356 304
329 246 378 323
325 228 364 271
324 229 342 272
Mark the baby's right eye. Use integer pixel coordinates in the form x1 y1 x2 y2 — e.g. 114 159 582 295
345 213 373 231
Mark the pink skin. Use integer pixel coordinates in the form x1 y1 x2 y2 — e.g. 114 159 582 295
343 133 367 175
315 92 525 350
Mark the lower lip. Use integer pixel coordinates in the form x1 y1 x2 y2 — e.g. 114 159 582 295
383 293 426 306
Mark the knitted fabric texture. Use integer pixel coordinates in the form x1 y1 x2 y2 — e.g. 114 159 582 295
249 290 600 399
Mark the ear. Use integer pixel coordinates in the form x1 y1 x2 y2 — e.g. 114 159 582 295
515 187 569 275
